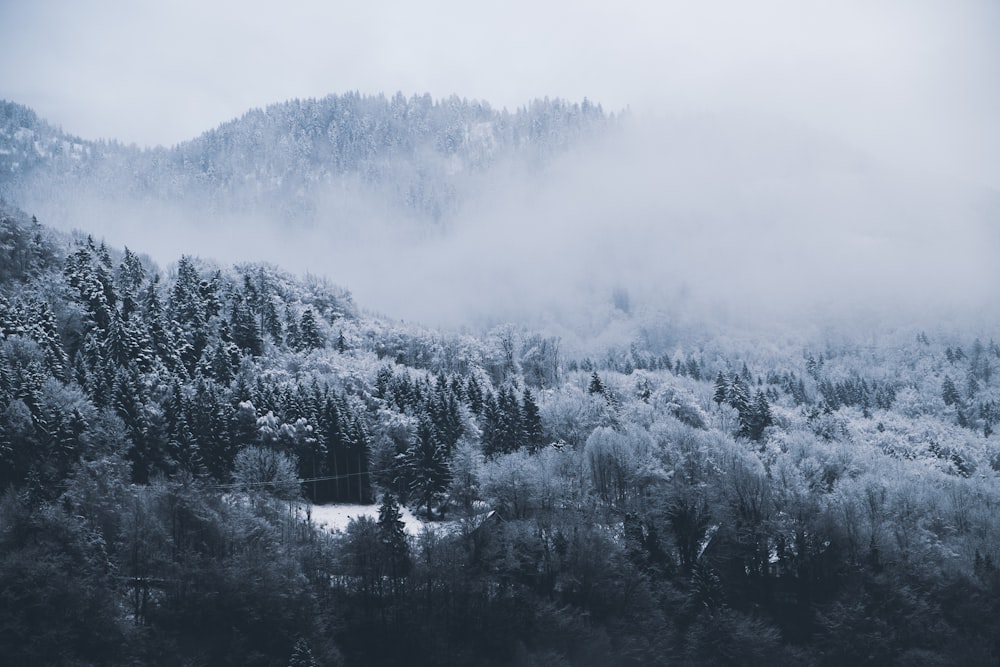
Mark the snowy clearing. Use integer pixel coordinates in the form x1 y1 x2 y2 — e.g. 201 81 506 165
307 502 425 535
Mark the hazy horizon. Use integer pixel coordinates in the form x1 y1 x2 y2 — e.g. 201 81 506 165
2 1 998 343
2 1 998 188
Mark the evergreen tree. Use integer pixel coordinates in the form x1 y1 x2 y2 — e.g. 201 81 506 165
169 256 209 374
966 371 979 401
81 330 112 407
713 371 729 406
495 385 523 454
189 379 237 480
406 415 450 518
64 241 114 332
376 492 411 591
164 380 203 476
143 278 179 371
284 305 300 350
686 356 702 380
588 371 605 396
288 638 317 667
116 246 145 290
522 387 543 451
346 415 372 503
298 308 324 351
245 267 283 342
200 270 223 320
480 391 500 457
727 374 751 419
111 364 160 482
942 376 960 406
103 310 133 367
230 296 263 356
429 382 463 455
466 374 484 415
374 366 393 399
320 395 347 502
744 390 774 441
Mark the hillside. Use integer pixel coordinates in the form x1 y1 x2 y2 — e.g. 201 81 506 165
1 95 611 226
1 204 999 665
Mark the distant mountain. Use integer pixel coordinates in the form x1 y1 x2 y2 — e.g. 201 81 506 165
1 94 612 226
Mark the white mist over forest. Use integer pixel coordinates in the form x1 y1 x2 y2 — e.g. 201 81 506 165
4 1 998 347
26 109 998 348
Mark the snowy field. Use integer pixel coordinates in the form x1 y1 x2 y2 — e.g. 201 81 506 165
307 502 425 535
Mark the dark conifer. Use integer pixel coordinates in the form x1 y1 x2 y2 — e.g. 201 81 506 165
522 387 543 451
713 371 729 406
298 308 324 351
588 371 605 396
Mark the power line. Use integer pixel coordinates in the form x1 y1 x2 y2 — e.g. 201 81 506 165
208 466 394 490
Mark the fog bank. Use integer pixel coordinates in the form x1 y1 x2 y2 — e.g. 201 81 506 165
29 112 999 346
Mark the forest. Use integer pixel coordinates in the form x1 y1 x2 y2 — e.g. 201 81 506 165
1 202 999 666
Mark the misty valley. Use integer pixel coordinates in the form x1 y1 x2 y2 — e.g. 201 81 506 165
1 95 999 666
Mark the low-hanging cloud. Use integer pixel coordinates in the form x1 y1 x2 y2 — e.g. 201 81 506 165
355 113 998 335
27 111 997 352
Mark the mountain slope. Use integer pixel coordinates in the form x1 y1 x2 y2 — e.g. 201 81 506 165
1 94 611 225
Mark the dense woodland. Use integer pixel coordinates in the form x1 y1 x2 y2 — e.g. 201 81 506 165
1 201 999 666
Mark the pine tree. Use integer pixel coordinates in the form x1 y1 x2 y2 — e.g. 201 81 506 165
298 308 324 351
81 330 112 407
244 268 283 342
746 390 774 441
727 374 750 418
377 492 411 591
806 355 820 380
346 415 372 503
321 395 346 503
406 415 450 519
480 392 500 457
170 256 209 374
144 278 179 370
164 380 203 477
686 356 702 380
284 305 300 350
24 298 67 377
103 310 132 366
374 366 393 399
288 638 317 667
713 371 729 406
521 387 543 451
114 364 151 482
116 247 145 320
942 376 960 406
65 241 114 332
496 385 523 454
966 371 980 401
466 375 484 415
588 371 605 396
230 297 263 356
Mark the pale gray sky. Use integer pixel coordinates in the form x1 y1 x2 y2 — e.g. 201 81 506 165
1 0 998 187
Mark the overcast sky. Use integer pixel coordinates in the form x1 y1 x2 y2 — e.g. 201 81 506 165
1 0 999 188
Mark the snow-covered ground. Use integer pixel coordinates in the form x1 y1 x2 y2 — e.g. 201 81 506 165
307 502 425 535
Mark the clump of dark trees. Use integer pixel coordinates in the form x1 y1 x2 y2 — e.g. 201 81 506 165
2 207 1000 666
